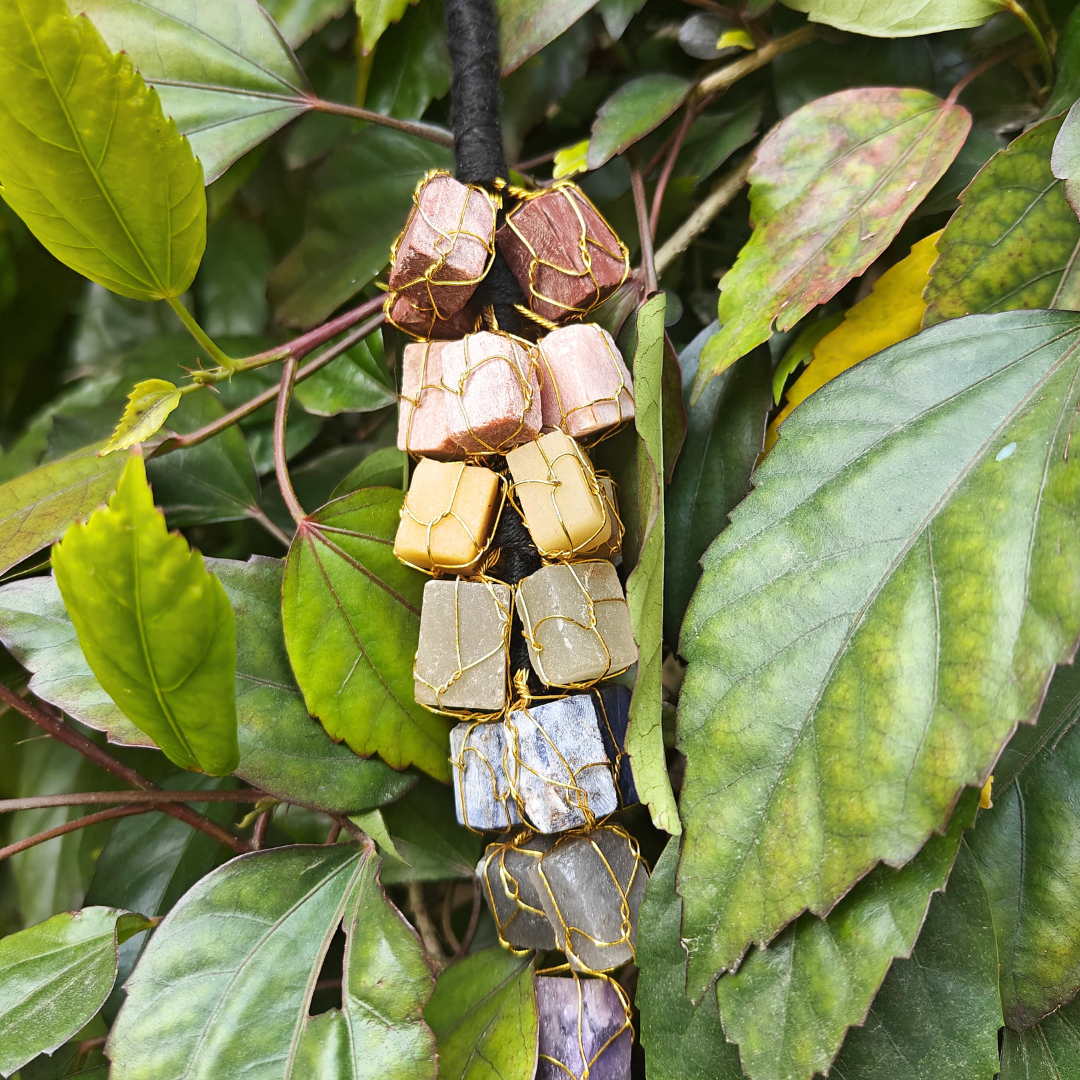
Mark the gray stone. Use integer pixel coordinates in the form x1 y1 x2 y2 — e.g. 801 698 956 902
535 976 632 1080
504 695 618 833
528 826 648 972
476 833 558 951
450 721 521 831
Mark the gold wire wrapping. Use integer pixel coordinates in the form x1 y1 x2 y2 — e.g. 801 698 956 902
477 831 557 951
450 718 521 832
442 332 543 456
384 290 486 342
532 824 647 974
395 461 507 576
500 181 630 323
398 340 453 460
592 475 624 561
503 692 619 832
387 169 498 322
535 325 635 447
515 562 635 689
507 433 612 560
534 969 634 1080
413 577 512 717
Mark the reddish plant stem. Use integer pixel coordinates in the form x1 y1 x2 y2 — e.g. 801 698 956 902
160 312 386 454
453 879 483 961
649 102 699 241
310 98 454 147
274 354 306 527
0 686 251 854
241 294 386 367
331 814 369 844
630 155 659 296
324 822 343 845
252 809 271 850
946 48 1017 105
0 805 154 861
0 789 266 812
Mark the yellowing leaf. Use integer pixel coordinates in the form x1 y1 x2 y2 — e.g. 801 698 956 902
102 380 182 455
717 29 755 50
765 230 941 452
553 140 590 179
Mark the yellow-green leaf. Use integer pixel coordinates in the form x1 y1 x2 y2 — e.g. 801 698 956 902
765 230 941 452
0 0 206 300
717 29 754 49
52 455 239 775
553 139 590 179
102 380 182 455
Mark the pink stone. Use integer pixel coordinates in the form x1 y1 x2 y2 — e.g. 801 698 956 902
537 324 635 439
397 341 459 460
386 292 480 341
388 172 496 319
441 331 543 455
496 184 629 324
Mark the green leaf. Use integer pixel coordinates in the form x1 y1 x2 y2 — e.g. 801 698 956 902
771 312 844 405
356 0 418 54
494 0 600 73
779 0 1003 35
587 74 692 171
677 310 1080 995
679 98 763 186
966 691 1080 1030
0 444 126 578
664 339 770 649
595 0 646 39
636 839 745 1080
291 854 437 1079
695 88 970 397
261 0 351 47
102 380 182 455
1000 994 1080 1079
110 844 436 1079
425 949 538 1080
1044 4 1080 118
332 447 409 497
282 487 447 779
717 791 979 1080
52 454 239 775
623 295 679 835
72 0 313 184
197 216 274 338
829 841 1002 1079
927 114 1080 326
0 575 152 747
270 128 452 328
0 0 205 300
213 555 417 812
366 0 451 121
294 334 397 417
0 907 151 1078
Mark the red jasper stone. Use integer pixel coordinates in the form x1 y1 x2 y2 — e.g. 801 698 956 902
386 293 480 340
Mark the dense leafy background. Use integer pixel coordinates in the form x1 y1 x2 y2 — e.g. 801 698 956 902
0 0 1079 1078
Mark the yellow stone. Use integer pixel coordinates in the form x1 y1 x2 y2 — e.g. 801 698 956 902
394 458 502 574
506 430 607 558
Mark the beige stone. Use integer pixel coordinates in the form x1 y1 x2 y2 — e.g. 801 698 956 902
394 458 502 574
515 560 638 687
505 431 607 558
415 579 511 713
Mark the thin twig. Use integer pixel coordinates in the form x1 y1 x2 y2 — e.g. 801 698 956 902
630 154 658 296
247 505 293 548
274 355 306 527
453 878 483 962
441 884 462 954
324 822 342 845
0 686 251 854
0 805 152 861
252 809 271 850
159 313 386 454
0 789 266 812
1000 0 1054 85
408 881 447 969
331 814 369 844
697 25 816 96
946 48 1017 106
649 103 698 240
654 157 751 276
310 98 454 148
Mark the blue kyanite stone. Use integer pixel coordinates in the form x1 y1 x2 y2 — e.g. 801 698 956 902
535 976 631 1080
450 721 522 831
591 683 637 806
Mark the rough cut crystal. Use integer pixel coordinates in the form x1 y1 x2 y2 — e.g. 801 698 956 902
441 331 542 455
397 341 457 459
535 976 632 1080
591 683 637 807
477 833 558 951
496 184 629 324
505 431 608 558
504 694 617 833
450 721 521 831
393 458 502 574
386 293 480 340
414 579 511 713
537 324 635 439
515 560 638 687
528 826 648 972
388 172 496 318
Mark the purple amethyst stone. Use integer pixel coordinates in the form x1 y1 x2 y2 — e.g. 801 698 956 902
535 976 631 1080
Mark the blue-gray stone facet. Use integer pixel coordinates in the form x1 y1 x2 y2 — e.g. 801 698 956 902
477 833 558 951
450 721 522 831
504 694 617 833
535 976 632 1080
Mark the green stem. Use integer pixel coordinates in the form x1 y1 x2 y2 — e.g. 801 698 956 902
1002 0 1054 85
166 297 238 372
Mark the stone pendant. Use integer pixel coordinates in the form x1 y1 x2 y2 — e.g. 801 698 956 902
449 721 521 831
397 341 456 460
476 832 558 951
535 976 632 1080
